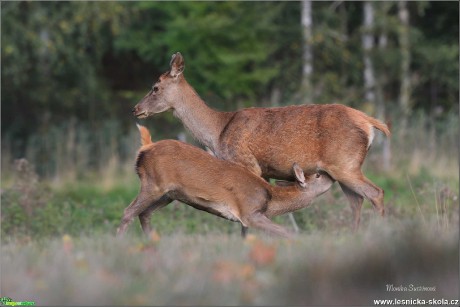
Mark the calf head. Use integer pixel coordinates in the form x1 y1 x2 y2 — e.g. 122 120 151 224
276 163 334 195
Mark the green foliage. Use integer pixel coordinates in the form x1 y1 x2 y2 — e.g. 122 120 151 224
116 2 291 108
413 42 459 111
1 1 458 161
1 2 130 137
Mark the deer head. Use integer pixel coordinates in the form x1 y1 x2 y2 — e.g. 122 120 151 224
132 52 185 118
275 163 333 196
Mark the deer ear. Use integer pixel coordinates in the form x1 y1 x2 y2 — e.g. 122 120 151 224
293 163 306 188
170 52 185 77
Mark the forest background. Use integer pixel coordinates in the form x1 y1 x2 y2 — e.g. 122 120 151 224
1 1 458 305
2 1 458 180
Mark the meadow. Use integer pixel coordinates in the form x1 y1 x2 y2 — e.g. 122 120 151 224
1 114 459 305
2 2 458 305
2 221 458 305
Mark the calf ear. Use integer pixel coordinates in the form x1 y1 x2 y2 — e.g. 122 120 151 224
293 163 306 188
170 52 185 78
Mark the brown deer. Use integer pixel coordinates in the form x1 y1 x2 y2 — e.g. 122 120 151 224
116 125 334 237
132 52 390 231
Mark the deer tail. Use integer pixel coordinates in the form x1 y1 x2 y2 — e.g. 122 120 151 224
136 124 153 147
367 116 391 137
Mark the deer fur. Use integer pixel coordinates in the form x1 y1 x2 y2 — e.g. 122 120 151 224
116 125 333 238
132 52 390 230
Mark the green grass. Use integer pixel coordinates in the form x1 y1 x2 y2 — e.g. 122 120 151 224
1 161 458 239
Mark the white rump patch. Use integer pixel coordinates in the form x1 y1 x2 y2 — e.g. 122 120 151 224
368 125 375 149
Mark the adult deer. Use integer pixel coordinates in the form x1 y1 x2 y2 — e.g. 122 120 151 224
116 125 333 237
132 52 390 230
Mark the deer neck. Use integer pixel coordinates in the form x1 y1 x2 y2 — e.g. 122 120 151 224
173 80 232 151
266 186 317 218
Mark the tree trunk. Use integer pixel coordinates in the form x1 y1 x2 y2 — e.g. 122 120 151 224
362 2 376 105
362 2 392 171
300 0 313 104
339 2 349 88
376 3 391 171
375 2 392 122
270 86 281 107
398 0 411 130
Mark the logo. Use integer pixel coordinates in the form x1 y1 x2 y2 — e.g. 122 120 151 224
0 298 12 306
0 297 35 306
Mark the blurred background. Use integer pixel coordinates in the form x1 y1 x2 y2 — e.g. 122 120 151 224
1 0 458 237
1 2 458 305
1 1 458 181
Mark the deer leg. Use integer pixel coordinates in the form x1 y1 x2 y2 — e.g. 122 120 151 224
117 196 139 236
334 171 385 228
117 191 165 237
138 195 171 235
340 183 364 231
241 225 248 238
353 176 384 216
243 212 293 238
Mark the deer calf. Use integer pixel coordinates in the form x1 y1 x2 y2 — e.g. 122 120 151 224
132 52 391 230
117 125 333 238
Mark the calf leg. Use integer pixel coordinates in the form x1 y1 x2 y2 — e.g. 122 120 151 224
117 191 165 236
138 196 171 235
244 212 292 238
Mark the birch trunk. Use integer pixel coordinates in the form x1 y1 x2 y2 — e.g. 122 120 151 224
362 2 392 170
376 3 391 171
379 31 392 171
398 0 411 130
362 2 376 104
300 0 313 103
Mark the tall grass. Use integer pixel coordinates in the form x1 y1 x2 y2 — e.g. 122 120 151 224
1 119 140 184
1 112 458 183
1 146 457 241
387 112 458 179
1 113 458 239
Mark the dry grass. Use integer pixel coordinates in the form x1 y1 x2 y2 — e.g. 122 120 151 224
1 113 458 184
1 218 458 306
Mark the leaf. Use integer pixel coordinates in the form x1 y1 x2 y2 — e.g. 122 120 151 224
248 240 277 266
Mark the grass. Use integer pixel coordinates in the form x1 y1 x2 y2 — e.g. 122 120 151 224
1 161 458 305
1 139 458 238
1 219 458 305
2 164 457 239
1 114 459 305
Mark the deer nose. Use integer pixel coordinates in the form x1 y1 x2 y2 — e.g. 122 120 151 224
132 106 138 114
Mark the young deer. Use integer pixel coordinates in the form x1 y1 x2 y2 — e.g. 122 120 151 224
116 125 333 238
132 52 390 231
